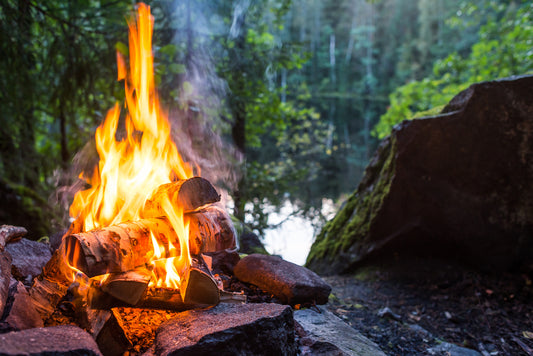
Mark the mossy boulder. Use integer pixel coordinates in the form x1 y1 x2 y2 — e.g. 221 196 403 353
307 75 533 275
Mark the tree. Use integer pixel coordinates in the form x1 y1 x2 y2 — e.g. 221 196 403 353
373 1 533 139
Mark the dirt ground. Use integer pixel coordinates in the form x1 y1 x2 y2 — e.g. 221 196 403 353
323 258 533 356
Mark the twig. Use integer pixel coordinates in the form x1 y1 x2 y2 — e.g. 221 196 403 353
512 336 533 356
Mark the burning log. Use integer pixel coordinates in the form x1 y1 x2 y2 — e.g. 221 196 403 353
65 207 236 277
141 177 221 218
99 269 152 306
87 258 220 311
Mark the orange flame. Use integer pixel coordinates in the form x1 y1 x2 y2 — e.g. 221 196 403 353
69 3 194 288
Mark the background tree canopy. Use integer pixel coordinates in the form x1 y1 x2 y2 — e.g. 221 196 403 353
0 0 531 243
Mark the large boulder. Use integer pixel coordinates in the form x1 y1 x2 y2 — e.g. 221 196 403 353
307 75 533 275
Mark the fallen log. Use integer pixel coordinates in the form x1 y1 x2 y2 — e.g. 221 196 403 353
141 177 221 218
65 208 236 277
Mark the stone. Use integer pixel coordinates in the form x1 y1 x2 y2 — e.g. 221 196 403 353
294 306 386 356
239 231 269 254
3 281 43 330
6 238 52 279
307 75 533 274
377 306 402 321
234 254 331 305
153 303 295 356
427 342 482 356
0 325 102 355
202 250 240 275
0 251 12 318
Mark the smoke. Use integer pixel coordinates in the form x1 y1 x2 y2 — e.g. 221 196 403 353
52 1 243 229
164 0 242 200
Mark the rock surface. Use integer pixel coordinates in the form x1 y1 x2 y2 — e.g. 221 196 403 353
0 251 12 317
234 254 331 304
0 325 102 355
153 303 295 356
6 238 51 278
294 306 386 356
427 342 482 356
2 281 43 330
307 75 533 274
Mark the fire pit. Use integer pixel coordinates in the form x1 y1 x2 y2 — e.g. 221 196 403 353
0 3 342 356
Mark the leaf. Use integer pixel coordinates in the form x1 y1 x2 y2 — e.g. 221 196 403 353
523 331 533 339
115 41 128 56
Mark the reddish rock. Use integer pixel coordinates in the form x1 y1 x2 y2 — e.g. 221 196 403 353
0 325 102 355
0 251 11 317
234 254 331 305
3 281 43 330
153 303 295 355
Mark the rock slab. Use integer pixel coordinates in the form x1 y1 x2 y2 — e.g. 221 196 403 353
234 254 331 304
153 303 295 356
6 238 51 278
0 325 102 355
3 281 43 331
0 251 12 317
307 75 533 274
294 306 386 356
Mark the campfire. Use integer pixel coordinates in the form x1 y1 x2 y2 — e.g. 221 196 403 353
0 3 332 355
35 3 240 315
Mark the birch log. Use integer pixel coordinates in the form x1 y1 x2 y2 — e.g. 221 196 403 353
65 208 236 277
141 177 221 218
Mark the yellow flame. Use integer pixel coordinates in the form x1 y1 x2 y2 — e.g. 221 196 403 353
68 3 193 288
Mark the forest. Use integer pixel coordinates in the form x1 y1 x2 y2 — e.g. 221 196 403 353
1 0 532 243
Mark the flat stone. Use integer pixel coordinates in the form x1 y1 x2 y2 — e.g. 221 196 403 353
0 251 12 317
4 281 43 330
6 238 52 278
427 342 482 356
294 306 386 356
0 325 102 355
153 303 295 356
234 254 331 305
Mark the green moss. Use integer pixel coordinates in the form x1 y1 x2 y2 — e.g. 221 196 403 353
306 136 397 272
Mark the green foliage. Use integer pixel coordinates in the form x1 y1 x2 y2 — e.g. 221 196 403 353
373 2 533 139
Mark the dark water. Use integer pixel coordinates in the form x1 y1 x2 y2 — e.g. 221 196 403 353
264 96 379 264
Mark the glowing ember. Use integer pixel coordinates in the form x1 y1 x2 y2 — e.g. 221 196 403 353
68 3 194 288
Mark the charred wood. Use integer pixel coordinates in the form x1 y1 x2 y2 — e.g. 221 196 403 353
0 225 27 251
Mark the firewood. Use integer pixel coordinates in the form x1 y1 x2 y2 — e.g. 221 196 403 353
0 225 27 251
187 205 237 255
220 290 248 304
141 177 221 218
65 210 236 277
65 217 175 277
179 255 220 305
86 308 132 356
88 258 220 311
28 277 69 319
99 269 151 305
